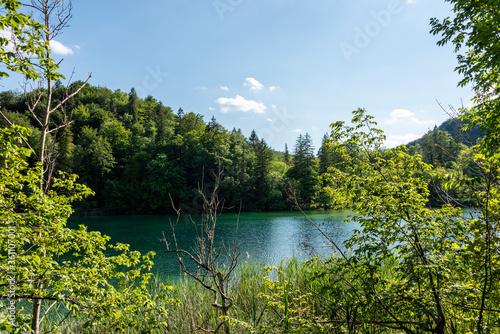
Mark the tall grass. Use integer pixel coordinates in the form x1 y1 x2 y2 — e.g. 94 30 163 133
39 259 302 333
38 255 467 333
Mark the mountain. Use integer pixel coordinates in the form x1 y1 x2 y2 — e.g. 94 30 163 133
408 117 482 148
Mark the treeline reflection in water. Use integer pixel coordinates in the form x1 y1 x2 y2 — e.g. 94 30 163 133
68 210 358 278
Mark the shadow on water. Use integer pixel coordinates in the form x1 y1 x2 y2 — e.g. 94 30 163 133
68 210 358 278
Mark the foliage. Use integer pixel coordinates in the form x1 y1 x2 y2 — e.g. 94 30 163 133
0 0 47 81
287 133 319 208
238 109 499 334
1 80 484 213
316 109 498 333
430 0 500 152
431 5 500 332
0 126 173 333
0 84 296 212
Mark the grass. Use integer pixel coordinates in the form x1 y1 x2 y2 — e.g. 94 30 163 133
36 259 303 333
35 256 398 333
34 254 500 333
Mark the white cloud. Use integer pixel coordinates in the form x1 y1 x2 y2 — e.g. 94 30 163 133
216 95 267 114
269 86 279 92
49 40 73 55
244 77 264 92
0 30 74 56
195 86 207 90
208 107 215 111
292 129 303 133
410 117 436 125
0 30 16 52
386 109 435 126
0 29 13 39
385 133 421 148
1 29 73 56
386 109 414 124
220 86 229 91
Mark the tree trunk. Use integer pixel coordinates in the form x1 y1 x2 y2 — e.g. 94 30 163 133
31 284 42 334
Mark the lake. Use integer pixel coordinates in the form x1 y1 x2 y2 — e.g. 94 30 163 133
68 210 358 278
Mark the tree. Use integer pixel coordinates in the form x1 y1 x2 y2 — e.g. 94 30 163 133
318 133 340 175
420 128 464 168
0 127 171 333
0 0 47 155
0 0 45 81
248 129 258 144
305 108 499 333
430 0 500 150
162 169 239 334
287 133 318 206
0 0 93 191
432 4 500 331
56 124 75 172
317 133 339 208
28 0 91 156
283 143 291 165
155 102 174 146
0 1 92 329
250 138 273 210
128 87 139 123
142 154 185 211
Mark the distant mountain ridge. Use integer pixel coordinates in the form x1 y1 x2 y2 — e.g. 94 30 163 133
407 117 482 148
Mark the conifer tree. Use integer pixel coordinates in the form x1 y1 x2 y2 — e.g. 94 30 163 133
284 143 291 165
287 133 318 206
128 87 139 123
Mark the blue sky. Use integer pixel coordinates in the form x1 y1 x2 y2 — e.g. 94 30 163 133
2 0 473 151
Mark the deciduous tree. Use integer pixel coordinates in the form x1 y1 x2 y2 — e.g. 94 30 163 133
0 127 171 333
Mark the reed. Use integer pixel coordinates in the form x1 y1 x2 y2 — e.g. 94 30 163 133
37 255 488 333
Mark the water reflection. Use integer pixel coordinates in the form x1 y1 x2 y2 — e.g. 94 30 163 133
68 211 357 277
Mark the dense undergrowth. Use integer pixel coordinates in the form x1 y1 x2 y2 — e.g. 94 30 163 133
40 254 499 334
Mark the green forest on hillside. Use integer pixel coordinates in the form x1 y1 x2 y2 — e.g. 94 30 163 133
1 0 500 333
0 86 483 213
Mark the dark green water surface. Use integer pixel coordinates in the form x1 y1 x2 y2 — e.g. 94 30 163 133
68 211 357 277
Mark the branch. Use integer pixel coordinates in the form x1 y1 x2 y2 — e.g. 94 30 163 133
0 110 38 155
289 187 416 334
47 120 74 134
24 81 44 127
0 294 85 308
39 300 58 325
48 72 92 115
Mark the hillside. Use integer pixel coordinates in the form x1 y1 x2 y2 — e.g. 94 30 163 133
408 117 482 148
0 85 328 214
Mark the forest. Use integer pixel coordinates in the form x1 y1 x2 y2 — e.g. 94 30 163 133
0 85 483 214
1 0 499 333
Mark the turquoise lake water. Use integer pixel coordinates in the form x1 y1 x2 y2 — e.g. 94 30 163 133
68 210 358 277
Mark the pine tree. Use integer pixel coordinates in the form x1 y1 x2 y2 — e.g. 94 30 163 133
317 134 338 208
250 138 273 210
287 133 318 207
128 88 139 123
57 125 75 172
317 134 336 174
284 143 291 165
249 129 259 144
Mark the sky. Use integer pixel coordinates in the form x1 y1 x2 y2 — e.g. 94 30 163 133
1 0 474 151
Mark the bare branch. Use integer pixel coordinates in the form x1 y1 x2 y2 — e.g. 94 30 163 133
162 166 239 334
48 73 92 115
0 110 38 155
47 120 74 134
